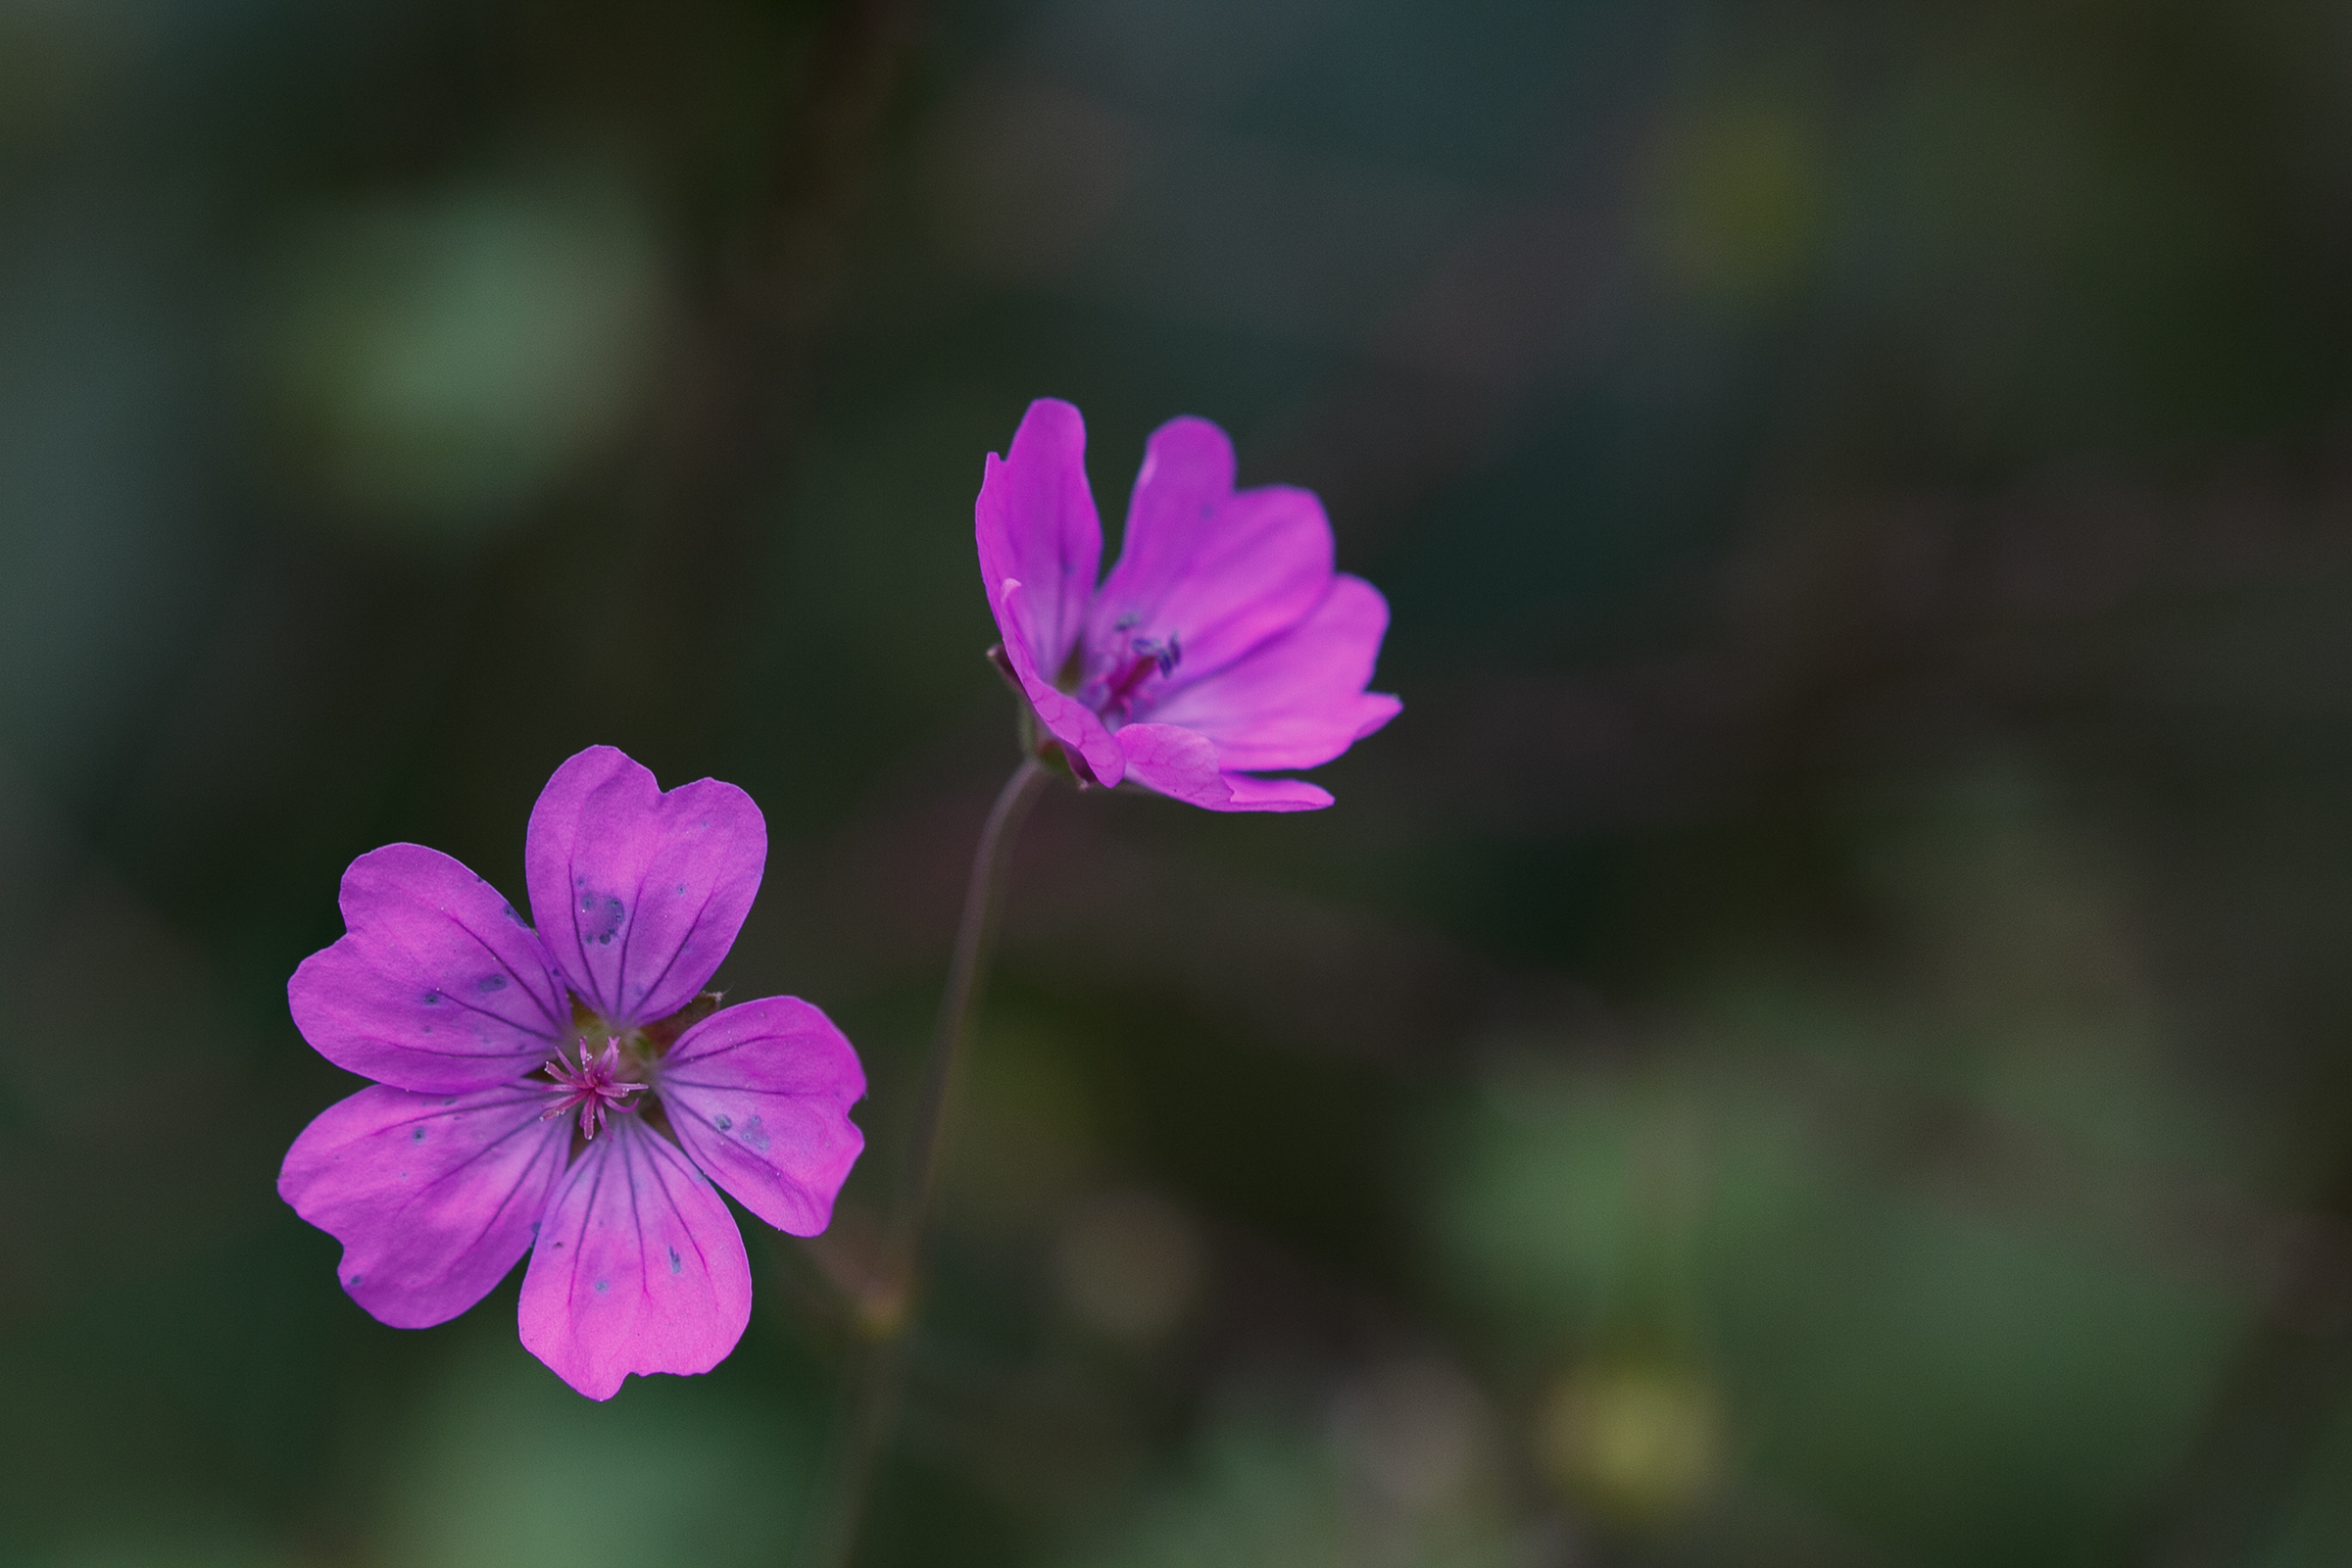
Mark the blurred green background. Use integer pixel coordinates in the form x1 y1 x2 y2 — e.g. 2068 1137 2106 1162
9 0 2352 1564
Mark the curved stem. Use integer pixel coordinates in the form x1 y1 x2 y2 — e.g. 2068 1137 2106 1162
808 756 1050 1568
894 756 1051 1259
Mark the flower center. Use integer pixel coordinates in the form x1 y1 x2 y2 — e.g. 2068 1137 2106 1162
1079 616 1182 724
539 1037 648 1140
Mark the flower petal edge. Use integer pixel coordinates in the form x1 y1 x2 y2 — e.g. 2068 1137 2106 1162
659 995 867 1237
516 1114 754 1401
289 844 571 1094
523 746 766 1027
279 1081 570 1329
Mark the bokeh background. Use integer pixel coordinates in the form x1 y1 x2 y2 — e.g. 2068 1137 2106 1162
11 0 2352 1564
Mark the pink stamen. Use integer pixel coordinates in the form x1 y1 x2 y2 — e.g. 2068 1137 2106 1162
1093 628 1182 720
1101 653 1158 714
539 1037 647 1140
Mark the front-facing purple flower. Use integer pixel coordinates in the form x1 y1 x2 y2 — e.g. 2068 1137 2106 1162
278 746 865 1400
977 398 1400 810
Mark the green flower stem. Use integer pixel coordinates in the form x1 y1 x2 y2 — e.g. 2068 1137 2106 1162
808 755 1051 1568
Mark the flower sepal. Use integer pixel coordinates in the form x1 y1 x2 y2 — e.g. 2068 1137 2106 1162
640 991 722 1054
990 641 1099 786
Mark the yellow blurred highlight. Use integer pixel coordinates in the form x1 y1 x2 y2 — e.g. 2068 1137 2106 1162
1533 1361 1723 1524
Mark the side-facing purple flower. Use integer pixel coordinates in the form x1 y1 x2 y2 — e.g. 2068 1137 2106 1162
278 745 865 1400
977 399 1400 811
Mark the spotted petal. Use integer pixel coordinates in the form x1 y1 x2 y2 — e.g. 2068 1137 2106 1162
288 845 571 1093
516 1114 753 1400
279 1081 571 1329
660 996 866 1237
524 746 765 1028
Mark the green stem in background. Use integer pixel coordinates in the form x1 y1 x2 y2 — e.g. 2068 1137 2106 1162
808 755 1051 1568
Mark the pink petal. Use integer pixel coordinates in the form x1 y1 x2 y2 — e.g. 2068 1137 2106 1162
1211 775 1336 812
976 398 1102 679
1115 725 1339 812
1113 722 1231 808
658 996 867 1237
996 579 1126 787
1149 574 1400 773
278 1081 570 1329
288 844 571 1093
523 746 765 1028
517 1115 753 1401
1092 416 1336 686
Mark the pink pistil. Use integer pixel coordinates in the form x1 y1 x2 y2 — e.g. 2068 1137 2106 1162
539 1038 647 1140
1094 631 1182 721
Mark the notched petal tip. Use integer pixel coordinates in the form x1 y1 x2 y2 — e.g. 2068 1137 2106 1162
290 844 570 1094
523 746 767 1027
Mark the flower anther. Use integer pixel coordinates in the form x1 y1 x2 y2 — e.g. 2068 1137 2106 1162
540 1038 647 1139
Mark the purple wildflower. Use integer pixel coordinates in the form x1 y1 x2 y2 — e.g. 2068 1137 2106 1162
977 398 1400 810
277 745 865 1400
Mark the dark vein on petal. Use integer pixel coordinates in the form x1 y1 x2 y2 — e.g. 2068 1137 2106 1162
565 836 605 1017
437 907 566 1024
366 1038 545 1062
629 881 721 1024
362 1083 540 1135
421 906 566 1036
616 847 648 1020
423 1111 562 1188
569 1135 609 1309
665 1033 763 1066
660 1134 717 1279
445 1120 566 1260
623 1122 652 1317
662 1066 816 1098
